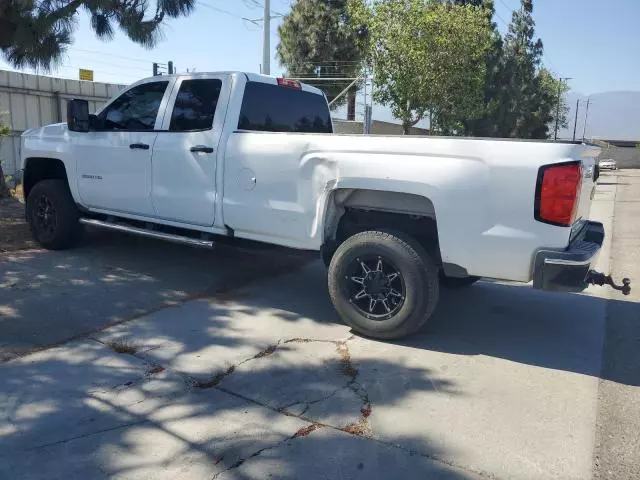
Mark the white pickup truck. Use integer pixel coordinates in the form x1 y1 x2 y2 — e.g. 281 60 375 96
20 72 630 339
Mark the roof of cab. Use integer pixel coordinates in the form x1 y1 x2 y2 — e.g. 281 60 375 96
137 71 326 97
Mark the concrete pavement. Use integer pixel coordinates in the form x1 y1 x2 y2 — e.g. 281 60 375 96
1 172 638 479
593 170 640 480
0 233 312 360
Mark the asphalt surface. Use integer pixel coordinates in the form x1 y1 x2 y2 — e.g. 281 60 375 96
1 172 638 479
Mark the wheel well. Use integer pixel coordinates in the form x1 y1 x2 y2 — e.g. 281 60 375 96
23 158 68 200
322 189 442 266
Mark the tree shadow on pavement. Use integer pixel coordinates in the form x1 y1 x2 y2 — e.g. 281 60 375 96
0 330 473 479
0 229 313 359
196 264 639 388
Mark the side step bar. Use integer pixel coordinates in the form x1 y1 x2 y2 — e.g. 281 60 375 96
79 218 214 249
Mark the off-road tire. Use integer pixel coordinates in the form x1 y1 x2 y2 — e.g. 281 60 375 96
328 230 439 340
26 179 83 250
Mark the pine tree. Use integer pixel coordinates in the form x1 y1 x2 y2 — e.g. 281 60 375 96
277 0 366 117
0 0 195 70
500 0 546 138
458 0 508 137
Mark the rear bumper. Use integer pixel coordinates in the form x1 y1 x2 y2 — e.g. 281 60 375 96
533 221 604 293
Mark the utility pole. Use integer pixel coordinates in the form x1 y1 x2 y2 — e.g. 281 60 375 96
153 63 159 76
582 98 591 142
262 0 270 75
554 77 571 140
572 98 580 142
168 61 174 75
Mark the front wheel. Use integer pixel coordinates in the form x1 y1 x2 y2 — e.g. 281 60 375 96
26 179 83 250
328 230 439 340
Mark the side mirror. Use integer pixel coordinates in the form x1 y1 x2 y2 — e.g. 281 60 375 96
67 99 90 132
89 114 101 130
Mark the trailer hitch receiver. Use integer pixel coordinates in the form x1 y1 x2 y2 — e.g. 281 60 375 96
587 270 631 295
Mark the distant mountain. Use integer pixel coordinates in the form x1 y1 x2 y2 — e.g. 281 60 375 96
559 91 640 142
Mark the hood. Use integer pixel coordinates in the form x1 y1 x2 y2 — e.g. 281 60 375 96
22 122 68 138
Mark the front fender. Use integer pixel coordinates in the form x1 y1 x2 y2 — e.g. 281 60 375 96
22 124 79 203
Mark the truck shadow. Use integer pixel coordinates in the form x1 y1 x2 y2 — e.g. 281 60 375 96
197 262 639 387
397 281 640 387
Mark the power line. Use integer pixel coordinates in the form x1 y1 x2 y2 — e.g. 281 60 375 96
492 2 560 76
243 0 285 17
70 48 154 65
497 0 513 12
65 57 151 73
494 11 510 27
198 1 245 19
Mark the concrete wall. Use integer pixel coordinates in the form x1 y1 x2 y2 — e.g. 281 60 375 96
0 70 124 176
333 119 430 136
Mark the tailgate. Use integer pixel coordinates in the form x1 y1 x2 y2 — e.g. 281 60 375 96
571 144 601 239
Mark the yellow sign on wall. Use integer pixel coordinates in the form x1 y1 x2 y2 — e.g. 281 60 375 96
79 69 94 81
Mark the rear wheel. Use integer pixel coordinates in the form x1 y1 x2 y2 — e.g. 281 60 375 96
26 179 83 250
328 230 439 340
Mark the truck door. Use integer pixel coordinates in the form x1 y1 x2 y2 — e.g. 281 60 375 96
151 76 230 226
76 80 171 216
223 79 333 246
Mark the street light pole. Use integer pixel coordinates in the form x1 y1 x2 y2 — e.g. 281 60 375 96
262 0 270 75
572 98 580 142
582 98 591 142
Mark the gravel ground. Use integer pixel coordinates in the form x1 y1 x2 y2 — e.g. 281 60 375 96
0 193 36 253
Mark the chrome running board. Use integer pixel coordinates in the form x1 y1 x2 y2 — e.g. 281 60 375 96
79 218 214 249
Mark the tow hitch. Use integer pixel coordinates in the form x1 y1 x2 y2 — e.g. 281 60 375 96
587 271 632 295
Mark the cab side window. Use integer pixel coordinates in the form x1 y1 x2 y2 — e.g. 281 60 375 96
169 79 223 131
98 81 168 131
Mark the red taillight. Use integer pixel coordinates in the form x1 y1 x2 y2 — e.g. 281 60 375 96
535 162 582 226
277 78 301 89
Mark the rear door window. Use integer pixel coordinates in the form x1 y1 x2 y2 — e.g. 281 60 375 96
238 81 332 133
169 79 223 131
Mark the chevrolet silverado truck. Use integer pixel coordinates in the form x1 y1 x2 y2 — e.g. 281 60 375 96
19 72 630 339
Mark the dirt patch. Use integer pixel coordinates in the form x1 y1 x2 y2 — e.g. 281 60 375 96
336 342 358 378
0 195 35 253
194 365 236 389
293 423 322 438
106 340 138 355
253 344 278 359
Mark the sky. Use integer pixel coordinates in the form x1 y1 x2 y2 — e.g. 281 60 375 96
1 0 639 123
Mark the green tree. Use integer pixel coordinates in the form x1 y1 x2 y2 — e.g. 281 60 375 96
456 0 509 137
277 0 366 117
540 69 569 138
463 0 561 139
499 0 545 137
1 0 195 70
349 0 492 134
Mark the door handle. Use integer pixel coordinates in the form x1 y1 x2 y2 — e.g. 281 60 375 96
129 143 150 150
190 145 214 153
